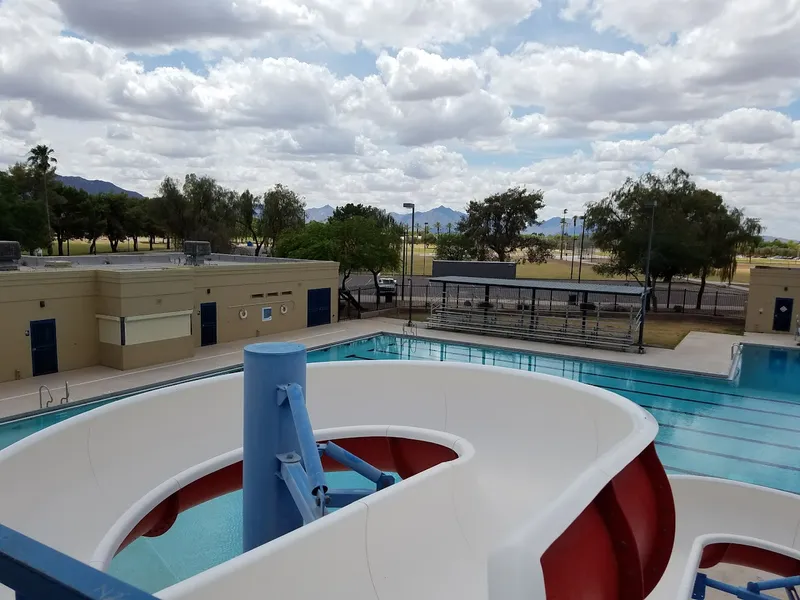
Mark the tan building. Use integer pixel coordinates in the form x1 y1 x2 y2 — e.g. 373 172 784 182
0 254 339 383
745 266 800 334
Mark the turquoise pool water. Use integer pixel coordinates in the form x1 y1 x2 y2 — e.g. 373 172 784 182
1 334 798 592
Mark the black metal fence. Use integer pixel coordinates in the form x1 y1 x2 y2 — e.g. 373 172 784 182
339 283 747 319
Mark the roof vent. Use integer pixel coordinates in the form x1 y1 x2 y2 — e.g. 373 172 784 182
0 241 21 271
183 241 211 266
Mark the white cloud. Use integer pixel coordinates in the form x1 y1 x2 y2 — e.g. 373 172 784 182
1 0 800 237
377 48 483 101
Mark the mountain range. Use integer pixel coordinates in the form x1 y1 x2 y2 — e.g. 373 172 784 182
304 204 567 236
55 175 144 199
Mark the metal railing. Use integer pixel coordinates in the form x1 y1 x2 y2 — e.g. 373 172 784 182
347 283 747 318
38 382 70 410
427 304 640 351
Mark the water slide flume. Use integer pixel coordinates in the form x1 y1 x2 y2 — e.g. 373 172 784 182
0 346 797 600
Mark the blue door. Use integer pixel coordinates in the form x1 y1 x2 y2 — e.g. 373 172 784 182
773 297 793 332
200 302 217 346
307 288 331 328
30 319 58 377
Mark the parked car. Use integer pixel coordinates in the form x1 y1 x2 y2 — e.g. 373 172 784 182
378 276 396 301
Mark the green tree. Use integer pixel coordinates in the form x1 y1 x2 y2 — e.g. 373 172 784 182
78 194 107 254
330 204 402 303
0 167 49 253
689 190 762 307
521 234 556 264
585 169 703 311
50 182 89 255
435 232 478 261
262 184 306 255
26 145 57 254
152 174 236 252
235 190 268 255
102 193 130 252
458 186 545 261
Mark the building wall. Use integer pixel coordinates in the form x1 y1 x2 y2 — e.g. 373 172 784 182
745 267 800 333
190 262 339 346
0 271 99 382
0 260 339 383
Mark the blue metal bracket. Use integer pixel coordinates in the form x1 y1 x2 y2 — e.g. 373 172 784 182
0 523 156 600
278 454 325 524
277 384 327 500
326 489 374 509
693 572 799 600
319 442 396 490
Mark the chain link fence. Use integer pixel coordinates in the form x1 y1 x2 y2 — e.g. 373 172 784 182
339 282 746 320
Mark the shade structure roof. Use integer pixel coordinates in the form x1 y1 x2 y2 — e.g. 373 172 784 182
428 276 647 297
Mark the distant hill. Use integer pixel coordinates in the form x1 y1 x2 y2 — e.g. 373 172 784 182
388 206 465 230
304 205 467 230
527 216 565 236
305 205 334 223
55 175 144 199
303 205 575 236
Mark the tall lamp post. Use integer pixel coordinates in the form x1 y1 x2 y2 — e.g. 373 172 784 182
423 222 428 276
570 215 577 279
560 208 567 259
577 216 586 282
403 202 416 326
637 201 657 353
400 224 408 303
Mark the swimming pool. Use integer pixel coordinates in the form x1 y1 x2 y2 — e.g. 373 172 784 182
1 333 798 592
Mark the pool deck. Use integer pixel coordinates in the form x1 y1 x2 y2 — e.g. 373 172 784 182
0 318 796 420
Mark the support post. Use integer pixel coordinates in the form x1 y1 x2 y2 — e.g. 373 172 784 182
243 342 307 553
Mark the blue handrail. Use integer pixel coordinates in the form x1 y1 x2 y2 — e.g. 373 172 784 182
0 523 156 600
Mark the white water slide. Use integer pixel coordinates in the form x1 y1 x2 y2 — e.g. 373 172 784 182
0 360 798 600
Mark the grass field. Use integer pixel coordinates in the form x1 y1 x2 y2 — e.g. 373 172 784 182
400 245 800 283
643 319 744 348
48 238 170 256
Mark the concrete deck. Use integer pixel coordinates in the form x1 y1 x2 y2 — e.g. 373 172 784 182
1 318 797 420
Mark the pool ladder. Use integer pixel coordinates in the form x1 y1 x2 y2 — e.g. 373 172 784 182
38 382 71 410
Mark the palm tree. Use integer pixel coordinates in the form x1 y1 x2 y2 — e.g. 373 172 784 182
27 145 57 254
434 221 441 241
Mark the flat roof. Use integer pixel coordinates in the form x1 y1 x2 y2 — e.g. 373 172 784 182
429 276 646 297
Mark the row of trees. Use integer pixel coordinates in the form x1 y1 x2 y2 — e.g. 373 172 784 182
1 145 308 257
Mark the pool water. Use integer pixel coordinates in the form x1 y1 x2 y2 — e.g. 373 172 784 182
1 334 798 592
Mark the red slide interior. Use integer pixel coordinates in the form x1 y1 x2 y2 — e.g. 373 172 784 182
541 443 676 600
117 437 458 555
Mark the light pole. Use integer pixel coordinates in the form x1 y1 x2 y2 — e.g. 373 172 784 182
560 208 567 260
570 216 577 279
423 222 428 276
577 216 586 282
403 202 416 326
400 224 408 303
637 201 657 353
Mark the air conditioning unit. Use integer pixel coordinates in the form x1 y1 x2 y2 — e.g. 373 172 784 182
0 241 21 271
183 241 211 266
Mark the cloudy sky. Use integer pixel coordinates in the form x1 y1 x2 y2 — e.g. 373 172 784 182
1 0 798 237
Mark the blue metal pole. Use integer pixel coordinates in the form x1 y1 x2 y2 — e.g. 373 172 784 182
243 342 307 553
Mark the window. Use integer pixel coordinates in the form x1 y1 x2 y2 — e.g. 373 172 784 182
251 293 264 298
281 291 292 296
267 292 279 297
262 307 273 321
